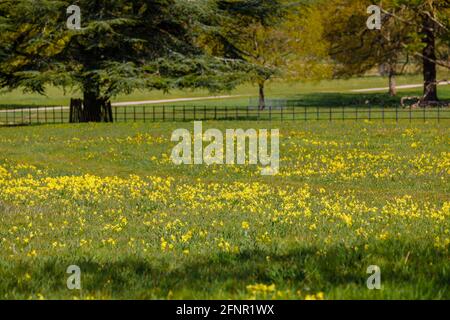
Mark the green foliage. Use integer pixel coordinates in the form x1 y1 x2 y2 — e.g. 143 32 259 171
324 0 450 76
324 0 410 77
0 0 247 101
199 0 331 107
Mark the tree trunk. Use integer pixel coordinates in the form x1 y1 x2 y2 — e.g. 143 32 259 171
258 82 266 110
421 13 438 102
83 91 103 122
69 90 113 123
388 68 397 97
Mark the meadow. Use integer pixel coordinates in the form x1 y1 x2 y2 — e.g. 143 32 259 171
1 73 450 107
0 119 448 300
1 75 450 126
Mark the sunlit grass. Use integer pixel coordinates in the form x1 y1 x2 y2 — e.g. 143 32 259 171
1 73 449 107
0 120 448 299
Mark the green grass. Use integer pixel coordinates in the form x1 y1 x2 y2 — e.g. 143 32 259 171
1 76 450 126
0 119 448 300
1 73 449 107
1 104 449 126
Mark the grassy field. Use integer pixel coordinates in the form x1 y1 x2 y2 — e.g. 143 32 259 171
1 75 450 126
1 73 450 107
0 119 448 300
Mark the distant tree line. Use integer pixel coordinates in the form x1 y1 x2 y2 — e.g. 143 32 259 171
324 0 450 103
0 0 448 122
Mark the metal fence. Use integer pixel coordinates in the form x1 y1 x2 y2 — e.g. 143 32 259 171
0 104 449 126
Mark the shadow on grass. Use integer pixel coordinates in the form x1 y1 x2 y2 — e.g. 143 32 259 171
0 93 412 111
288 92 450 108
287 93 402 108
2 240 449 299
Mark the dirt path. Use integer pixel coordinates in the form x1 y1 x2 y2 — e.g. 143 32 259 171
0 95 247 113
2 81 450 114
350 81 450 93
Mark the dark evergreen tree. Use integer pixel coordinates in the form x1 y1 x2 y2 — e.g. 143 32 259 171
0 0 245 122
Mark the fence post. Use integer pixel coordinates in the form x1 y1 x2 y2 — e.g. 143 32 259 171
61 106 64 123
53 107 56 124
409 105 412 123
395 105 398 123
342 106 345 121
29 108 32 124
21 108 24 124
316 106 319 121
163 105 166 122
437 105 440 123
382 107 385 123
329 106 332 122
423 106 426 123
368 105 371 121
143 106 146 123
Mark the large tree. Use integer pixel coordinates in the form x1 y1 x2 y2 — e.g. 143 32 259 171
324 0 450 102
413 0 450 102
0 0 245 121
387 0 449 102
324 0 416 96
202 0 330 109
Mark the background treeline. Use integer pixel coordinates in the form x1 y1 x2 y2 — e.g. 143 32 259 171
0 0 449 121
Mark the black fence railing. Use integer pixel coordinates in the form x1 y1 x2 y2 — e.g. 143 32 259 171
0 104 449 126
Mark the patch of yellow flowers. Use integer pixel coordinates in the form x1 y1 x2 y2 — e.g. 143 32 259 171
0 122 449 299
1 161 448 262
